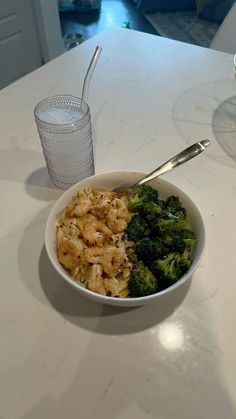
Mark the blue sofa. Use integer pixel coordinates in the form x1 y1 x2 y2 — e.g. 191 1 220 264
198 0 235 23
139 0 196 13
139 0 235 23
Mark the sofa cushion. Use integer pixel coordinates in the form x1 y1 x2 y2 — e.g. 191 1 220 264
198 0 236 23
195 0 218 13
140 0 196 13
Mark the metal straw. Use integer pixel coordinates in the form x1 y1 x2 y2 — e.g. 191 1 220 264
81 45 102 104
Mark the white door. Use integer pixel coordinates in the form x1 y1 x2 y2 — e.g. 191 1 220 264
0 0 43 89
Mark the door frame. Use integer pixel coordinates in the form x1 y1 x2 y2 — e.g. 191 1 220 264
32 0 64 63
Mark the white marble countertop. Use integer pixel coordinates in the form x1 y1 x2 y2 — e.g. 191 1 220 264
1 28 236 419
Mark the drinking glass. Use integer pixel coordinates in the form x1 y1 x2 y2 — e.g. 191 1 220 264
34 95 94 189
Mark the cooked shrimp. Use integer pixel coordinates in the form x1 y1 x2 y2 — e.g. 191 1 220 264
108 232 124 245
106 198 131 233
106 209 128 233
84 247 104 264
66 196 91 217
103 276 129 297
61 219 81 239
87 264 106 295
89 190 116 219
73 262 91 283
111 198 130 219
81 221 113 246
93 188 115 200
90 198 112 219
62 217 77 226
101 246 127 276
103 277 120 296
76 213 97 230
57 231 84 269
56 185 135 298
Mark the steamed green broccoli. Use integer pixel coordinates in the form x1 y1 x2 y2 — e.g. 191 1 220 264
142 201 163 225
136 237 166 265
129 184 158 210
126 248 138 264
129 261 158 297
165 195 186 214
147 196 189 234
126 214 150 241
156 216 189 234
126 184 196 296
152 250 191 284
171 229 196 253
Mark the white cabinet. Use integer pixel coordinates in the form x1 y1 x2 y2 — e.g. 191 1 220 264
0 0 63 89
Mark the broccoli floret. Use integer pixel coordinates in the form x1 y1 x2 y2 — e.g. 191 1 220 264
152 250 191 284
164 196 186 223
126 214 150 241
177 249 192 274
136 237 166 265
129 261 158 297
162 233 172 247
171 229 196 253
156 216 189 234
126 248 138 264
142 201 163 225
165 195 186 214
154 197 190 235
129 184 158 210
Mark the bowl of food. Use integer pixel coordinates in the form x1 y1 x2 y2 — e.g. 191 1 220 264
45 170 205 306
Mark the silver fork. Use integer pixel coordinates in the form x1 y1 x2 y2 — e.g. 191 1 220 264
114 140 210 191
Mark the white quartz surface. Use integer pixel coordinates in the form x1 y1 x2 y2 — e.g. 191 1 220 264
1 28 236 418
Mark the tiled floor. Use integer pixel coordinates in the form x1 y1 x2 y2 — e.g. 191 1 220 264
59 0 158 45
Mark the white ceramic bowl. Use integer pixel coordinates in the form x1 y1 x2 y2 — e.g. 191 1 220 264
45 171 205 307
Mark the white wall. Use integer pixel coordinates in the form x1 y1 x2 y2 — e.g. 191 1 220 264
210 3 236 54
33 0 64 63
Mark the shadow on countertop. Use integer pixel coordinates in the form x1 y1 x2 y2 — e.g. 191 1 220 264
212 94 236 162
38 245 191 335
0 145 61 202
17 203 191 335
15 234 236 418
172 79 236 169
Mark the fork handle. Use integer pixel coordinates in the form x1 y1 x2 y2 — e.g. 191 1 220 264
133 140 210 187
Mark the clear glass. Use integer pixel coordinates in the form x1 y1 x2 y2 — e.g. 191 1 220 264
34 95 94 189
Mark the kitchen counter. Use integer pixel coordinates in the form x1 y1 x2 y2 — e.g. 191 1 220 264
0 28 236 418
